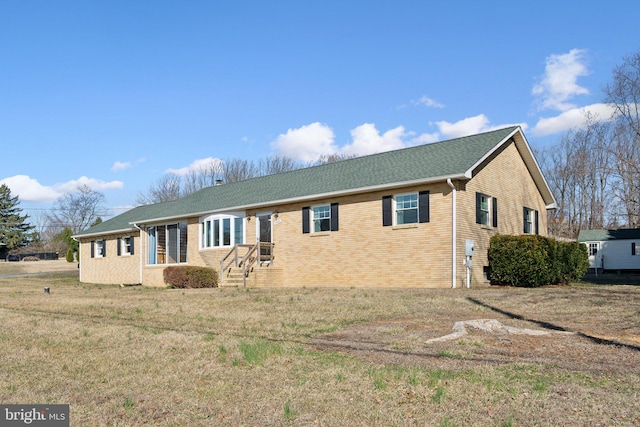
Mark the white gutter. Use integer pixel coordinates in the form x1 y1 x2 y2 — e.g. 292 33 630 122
447 179 457 289
133 223 143 285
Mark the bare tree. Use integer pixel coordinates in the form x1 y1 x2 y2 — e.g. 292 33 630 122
135 174 183 205
603 50 640 227
605 51 640 138
183 159 224 195
309 153 358 166
538 114 614 238
258 155 300 176
609 122 640 227
222 158 259 183
46 185 107 234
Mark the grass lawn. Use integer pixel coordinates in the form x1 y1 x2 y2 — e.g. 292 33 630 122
0 269 639 426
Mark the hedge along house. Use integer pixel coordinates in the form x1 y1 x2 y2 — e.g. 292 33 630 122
578 228 640 273
73 126 556 288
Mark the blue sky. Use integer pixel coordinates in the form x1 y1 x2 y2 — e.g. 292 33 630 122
1 1 638 222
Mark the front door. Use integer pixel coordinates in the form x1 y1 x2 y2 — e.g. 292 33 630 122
257 213 272 260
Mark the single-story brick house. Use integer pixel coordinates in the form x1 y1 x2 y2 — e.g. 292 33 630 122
578 228 640 272
73 126 556 288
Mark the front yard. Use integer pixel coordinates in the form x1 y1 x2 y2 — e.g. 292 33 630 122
0 270 638 426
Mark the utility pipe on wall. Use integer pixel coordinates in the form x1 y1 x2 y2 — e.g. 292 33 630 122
447 179 457 288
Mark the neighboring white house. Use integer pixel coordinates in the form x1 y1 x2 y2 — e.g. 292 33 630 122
578 228 640 272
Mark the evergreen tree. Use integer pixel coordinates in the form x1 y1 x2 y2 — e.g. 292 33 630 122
0 184 35 258
66 247 75 263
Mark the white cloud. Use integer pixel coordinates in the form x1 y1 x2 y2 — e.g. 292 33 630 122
531 103 617 136
166 157 223 176
435 114 492 138
340 124 407 156
111 161 132 172
532 48 590 112
0 175 62 202
270 117 527 162
414 95 445 109
409 132 441 144
54 176 124 193
0 175 123 202
434 115 528 140
270 122 337 163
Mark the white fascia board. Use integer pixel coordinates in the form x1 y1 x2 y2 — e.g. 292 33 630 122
72 227 136 240
466 126 557 210
130 173 469 225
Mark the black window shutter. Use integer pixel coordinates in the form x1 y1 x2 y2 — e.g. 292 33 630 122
492 197 498 228
382 196 392 226
102 240 106 257
90 241 95 258
130 236 135 255
475 193 482 224
535 210 539 235
523 207 528 233
330 203 339 231
117 237 121 256
632 242 636 256
419 191 430 223
302 207 310 234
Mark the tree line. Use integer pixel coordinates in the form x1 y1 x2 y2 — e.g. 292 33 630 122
537 51 640 239
134 153 354 205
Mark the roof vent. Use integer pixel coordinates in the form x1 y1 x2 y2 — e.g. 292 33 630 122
215 179 223 186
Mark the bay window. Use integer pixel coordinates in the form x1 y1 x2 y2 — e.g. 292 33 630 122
201 214 244 248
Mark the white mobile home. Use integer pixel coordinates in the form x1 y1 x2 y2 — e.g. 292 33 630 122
578 228 640 272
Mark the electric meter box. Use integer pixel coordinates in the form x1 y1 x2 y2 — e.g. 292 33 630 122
465 239 475 257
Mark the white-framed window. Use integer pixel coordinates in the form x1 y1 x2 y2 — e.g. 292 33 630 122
312 205 331 232
475 192 497 228
303 204 338 233
91 239 106 258
148 222 188 265
523 206 539 235
121 236 133 255
478 194 490 226
97 240 105 257
200 213 244 248
524 208 534 234
395 193 418 225
382 192 428 227
588 242 599 257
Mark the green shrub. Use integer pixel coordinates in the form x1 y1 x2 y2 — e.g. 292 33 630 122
163 266 219 288
556 241 589 284
66 247 75 263
488 235 588 287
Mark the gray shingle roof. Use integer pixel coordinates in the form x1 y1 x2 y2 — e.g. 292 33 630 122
578 228 640 242
76 126 547 238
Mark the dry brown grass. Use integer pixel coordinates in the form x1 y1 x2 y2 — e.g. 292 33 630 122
0 269 639 426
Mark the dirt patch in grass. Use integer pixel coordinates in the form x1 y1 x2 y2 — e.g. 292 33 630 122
313 286 640 375
313 316 640 374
